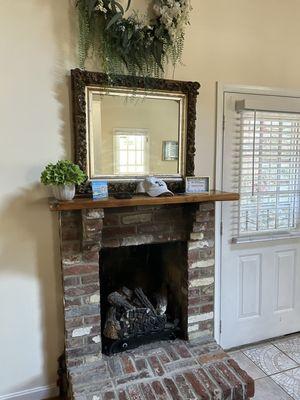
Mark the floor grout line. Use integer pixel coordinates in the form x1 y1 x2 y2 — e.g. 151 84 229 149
268 375 296 400
242 335 300 400
239 350 268 378
272 341 300 367
241 342 300 374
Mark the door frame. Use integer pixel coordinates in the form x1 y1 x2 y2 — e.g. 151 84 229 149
214 83 300 345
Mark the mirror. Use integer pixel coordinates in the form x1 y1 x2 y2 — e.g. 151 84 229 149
87 88 186 179
71 69 200 193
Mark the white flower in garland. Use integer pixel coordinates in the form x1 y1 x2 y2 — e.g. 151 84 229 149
94 0 107 13
155 0 192 41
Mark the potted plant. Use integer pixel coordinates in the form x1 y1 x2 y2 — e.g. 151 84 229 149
40 160 86 201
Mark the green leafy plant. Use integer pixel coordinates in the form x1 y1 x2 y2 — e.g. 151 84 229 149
40 160 86 186
75 0 191 78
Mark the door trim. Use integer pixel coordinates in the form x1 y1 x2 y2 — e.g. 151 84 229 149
214 83 300 345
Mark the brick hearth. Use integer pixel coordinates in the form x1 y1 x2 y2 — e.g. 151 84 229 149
70 338 254 399
57 201 254 399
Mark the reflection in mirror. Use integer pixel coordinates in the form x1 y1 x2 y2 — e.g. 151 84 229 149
87 89 186 179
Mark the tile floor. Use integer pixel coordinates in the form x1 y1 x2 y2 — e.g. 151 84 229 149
229 333 300 399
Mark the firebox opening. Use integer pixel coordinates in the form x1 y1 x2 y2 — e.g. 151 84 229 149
100 242 188 354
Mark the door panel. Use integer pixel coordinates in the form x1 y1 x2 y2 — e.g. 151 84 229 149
220 91 300 349
274 250 296 312
238 254 262 319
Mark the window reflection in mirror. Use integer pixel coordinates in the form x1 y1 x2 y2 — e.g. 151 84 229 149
88 89 186 179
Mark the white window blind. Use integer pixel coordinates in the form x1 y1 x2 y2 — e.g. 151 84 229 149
113 130 149 175
235 109 300 239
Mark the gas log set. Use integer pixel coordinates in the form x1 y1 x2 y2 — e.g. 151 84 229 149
102 286 178 355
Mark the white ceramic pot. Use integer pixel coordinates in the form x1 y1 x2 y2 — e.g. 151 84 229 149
52 184 75 201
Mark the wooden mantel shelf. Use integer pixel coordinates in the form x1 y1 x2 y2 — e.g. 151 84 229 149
49 191 239 211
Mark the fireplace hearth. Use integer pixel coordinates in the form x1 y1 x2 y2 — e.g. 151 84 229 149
50 193 254 399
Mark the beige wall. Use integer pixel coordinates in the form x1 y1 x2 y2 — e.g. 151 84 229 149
1 0 300 397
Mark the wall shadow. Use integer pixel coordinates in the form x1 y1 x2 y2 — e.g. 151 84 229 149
0 184 63 393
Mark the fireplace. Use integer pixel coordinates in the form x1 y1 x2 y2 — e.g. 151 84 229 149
100 242 188 354
52 195 254 399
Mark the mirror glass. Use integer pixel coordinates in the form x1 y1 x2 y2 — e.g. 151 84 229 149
87 88 186 180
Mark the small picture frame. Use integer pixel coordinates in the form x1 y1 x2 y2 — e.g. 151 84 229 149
185 176 210 194
91 180 108 200
162 140 178 161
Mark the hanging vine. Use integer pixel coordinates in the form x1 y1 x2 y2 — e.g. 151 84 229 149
75 0 192 77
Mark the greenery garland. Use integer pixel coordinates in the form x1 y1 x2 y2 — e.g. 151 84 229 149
76 0 192 77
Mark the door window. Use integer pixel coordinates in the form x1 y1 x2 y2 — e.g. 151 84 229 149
235 108 300 238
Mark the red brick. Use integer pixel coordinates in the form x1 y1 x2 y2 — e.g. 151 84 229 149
173 343 192 359
65 284 99 298
116 371 151 386
82 250 99 262
137 223 170 234
106 206 136 214
198 351 227 365
62 254 82 265
188 249 200 264
126 384 144 400
195 368 221 397
65 317 83 329
62 227 80 240
165 346 180 362
66 343 101 358
84 315 101 325
199 248 215 259
103 226 136 237
227 359 255 398
208 365 232 399
82 241 101 252
151 380 168 399
67 358 84 368
175 374 196 399
148 355 164 376
188 288 201 297
118 389 128 400
83 219 103 232
102 238 121 248
158 350 170 364
199 320 214 331
200 304 214 313
140 382 156 400
215 362 244 398
64 276 81 287
135 358 147 371
121 355 136 374
65 337 84 349
103 391 116 400
188 306 202 315
103 214 120 226
64 264 98 276
81 273 99 285
152 231 187 242
61 241 81 254
153 208 184 221
184 371 209 398
65 297 82 308
163 377 183 400
200 294 214 303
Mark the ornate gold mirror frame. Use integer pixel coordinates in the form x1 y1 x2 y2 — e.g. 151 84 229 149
71 69 200 194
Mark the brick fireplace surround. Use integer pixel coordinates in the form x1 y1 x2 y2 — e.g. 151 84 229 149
55 198 254 399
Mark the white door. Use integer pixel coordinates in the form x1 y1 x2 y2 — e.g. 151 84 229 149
220 90 300 349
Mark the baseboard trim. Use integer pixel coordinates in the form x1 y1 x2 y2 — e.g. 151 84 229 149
0 384 58 400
